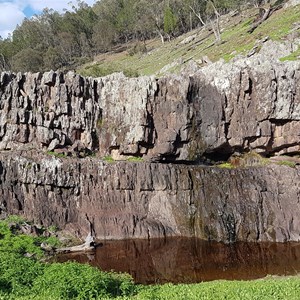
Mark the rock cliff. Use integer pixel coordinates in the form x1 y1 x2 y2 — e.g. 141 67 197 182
1 57 300 243
0 152 299 243
1 57 300 162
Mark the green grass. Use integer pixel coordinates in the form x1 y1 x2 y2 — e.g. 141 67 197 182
79 64 139 78
280 47 300 61
46 151 66 158
0 218 60 259
78 5 300 78
102 155 143 163
103 155 115 163
1 217 300 299
133 278 300 300
216 162 234 169
277 160 297 167
0 217 136 300
126 156 143 162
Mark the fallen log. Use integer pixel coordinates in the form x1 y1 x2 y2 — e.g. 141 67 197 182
56 233 96 254
248 2 284 34
55 244 95 254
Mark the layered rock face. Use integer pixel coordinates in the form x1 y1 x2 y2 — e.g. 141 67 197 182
0 152 299 243
1 58 300 162
1 58 300 243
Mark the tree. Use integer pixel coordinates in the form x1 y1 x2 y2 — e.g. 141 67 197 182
92 20 116 53
0 37 14 71
11 48 43 73
164 6 178 39
206 0 222 44
43 47 63 70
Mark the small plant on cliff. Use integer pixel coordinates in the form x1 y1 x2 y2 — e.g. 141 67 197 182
47 151 67 158
216 152 271 169
277 160 297 168
126 156 143 162
103 155 115 163
217 162 234 169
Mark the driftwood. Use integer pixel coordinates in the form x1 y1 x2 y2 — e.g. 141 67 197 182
55 244 95 254
55 233 96 254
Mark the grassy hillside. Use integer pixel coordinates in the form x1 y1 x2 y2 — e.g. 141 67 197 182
78 4 300 78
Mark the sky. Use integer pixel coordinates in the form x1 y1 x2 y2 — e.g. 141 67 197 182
0 0 96 38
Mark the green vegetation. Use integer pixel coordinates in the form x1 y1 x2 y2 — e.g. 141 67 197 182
0 217 59 258
126 156 144 162
102 155 143 163
217 162 234 169
47 151 67 158
1 216 300 299
216 152 270 169
79 64 139 78
135 278 300 300
0 217 136 300
2 0 298 74
79 4 300 77
277 160 297 167
103 155 115 163
0 256 136 300
280 47 300 61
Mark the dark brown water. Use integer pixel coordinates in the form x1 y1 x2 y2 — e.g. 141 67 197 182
57 238 300 284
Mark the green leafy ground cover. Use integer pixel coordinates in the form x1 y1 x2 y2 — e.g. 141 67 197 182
0 216 300 299
0 217 135 300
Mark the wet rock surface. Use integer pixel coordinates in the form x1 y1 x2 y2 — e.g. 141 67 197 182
0 152 299 243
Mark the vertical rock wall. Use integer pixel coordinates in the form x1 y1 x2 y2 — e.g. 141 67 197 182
0 152 299 243
1 59 300 162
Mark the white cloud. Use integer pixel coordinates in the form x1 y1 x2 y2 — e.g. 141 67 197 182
0 2 25 38
0 0 96 39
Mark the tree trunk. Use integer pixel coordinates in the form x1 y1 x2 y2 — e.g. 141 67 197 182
211 17 221 44
157 29 165 44
248 3 284 34
189 5 206 27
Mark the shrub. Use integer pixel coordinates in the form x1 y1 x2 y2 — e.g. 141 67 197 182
32 262 136 299
128 42 147 56
0 217 137 299
0 252 44 296
0 221 44 258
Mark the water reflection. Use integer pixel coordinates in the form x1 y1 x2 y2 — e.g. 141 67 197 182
57 238 300 284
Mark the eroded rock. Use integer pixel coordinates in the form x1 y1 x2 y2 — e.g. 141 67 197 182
0 152 299 243
1 58 300 162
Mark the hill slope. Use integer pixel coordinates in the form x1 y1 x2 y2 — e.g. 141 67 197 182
78 3 300 78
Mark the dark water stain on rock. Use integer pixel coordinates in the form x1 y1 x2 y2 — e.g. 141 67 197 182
57 237 300 284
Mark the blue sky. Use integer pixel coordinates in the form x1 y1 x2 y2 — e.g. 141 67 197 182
0 0 96 38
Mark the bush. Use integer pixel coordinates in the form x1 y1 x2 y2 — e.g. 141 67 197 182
0 252 44 296
32 262 135 299
128 42 147 56
0 217 137 299
79 64 139 78
0 221 44 258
